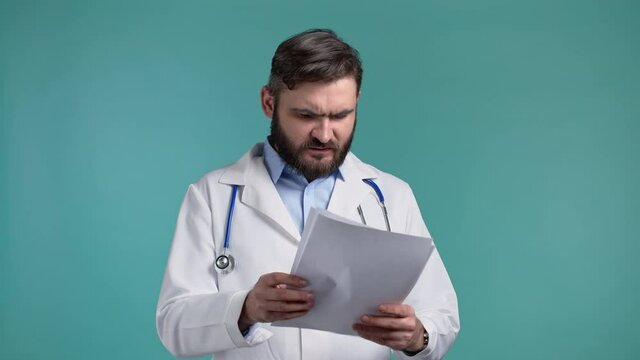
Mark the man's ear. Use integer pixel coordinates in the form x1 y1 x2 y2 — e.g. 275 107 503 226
261 86 275 118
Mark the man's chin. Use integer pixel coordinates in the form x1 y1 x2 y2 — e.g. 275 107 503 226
305 148 335 159
298 159 336 178
293 148 348 180
302 152 334 163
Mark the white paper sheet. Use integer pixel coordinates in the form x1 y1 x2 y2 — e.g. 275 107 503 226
272 208 434 336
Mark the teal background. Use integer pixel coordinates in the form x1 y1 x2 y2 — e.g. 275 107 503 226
1 0 638 359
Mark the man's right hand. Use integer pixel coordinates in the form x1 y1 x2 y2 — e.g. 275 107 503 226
238 272 314 332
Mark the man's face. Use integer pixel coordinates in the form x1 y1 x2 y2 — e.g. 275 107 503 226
263 77 359 181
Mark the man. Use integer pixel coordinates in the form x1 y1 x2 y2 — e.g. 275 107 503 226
156 29 459 360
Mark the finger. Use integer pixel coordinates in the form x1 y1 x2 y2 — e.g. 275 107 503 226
263 299 315 313
262 287 315 302
266 310 310 322
358 314 415 331
352 325 413 349
353 324 412 339
356 329 409 344
260 272 307 288
378 303 414 318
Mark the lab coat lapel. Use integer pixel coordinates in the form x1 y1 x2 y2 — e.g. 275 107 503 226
219 144 301 242
242 158 301 242
327 152 380 219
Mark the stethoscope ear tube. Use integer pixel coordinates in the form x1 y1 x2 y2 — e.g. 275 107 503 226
380 202 391 232
362 179 391 232
362 179 385 203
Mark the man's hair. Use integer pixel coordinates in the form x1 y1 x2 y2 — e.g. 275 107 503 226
267 29 363 97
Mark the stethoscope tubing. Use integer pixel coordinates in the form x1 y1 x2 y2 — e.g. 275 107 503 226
223 184 239 250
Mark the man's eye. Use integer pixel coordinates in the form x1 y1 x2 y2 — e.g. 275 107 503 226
298 113 314 119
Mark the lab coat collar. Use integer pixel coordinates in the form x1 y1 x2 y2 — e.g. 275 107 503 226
219 143 380 242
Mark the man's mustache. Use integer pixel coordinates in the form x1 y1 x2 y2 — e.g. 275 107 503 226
304 139 339 149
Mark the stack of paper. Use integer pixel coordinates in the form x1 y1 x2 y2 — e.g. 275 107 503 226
272 208 434 336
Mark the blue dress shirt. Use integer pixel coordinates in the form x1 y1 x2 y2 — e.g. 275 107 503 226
263 139 343 234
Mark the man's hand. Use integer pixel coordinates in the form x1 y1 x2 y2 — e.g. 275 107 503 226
352 304 426 352
238 272 314 332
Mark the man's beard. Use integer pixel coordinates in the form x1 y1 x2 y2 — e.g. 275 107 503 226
269 108 355 182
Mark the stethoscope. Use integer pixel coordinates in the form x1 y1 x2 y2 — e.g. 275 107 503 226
214 179 390 274
214 184 239 274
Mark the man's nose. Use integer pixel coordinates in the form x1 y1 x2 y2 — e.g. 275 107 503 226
311 118 332 144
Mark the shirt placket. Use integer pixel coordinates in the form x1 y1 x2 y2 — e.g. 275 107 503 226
302 182 317 230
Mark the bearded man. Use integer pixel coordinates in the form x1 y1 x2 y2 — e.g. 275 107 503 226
156 29 459 360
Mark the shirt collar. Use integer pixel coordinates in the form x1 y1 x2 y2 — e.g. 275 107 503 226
262 138 345 184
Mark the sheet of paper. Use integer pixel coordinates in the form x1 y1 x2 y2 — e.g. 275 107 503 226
272 208 434 336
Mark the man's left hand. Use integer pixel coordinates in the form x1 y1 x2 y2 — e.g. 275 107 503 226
352 304 426 352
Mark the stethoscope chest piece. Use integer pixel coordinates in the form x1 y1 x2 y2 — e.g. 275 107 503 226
215 253 235 274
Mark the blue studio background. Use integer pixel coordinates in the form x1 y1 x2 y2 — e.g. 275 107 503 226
1 1 639 359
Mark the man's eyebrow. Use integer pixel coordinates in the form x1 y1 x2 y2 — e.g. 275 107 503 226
291 108 355 117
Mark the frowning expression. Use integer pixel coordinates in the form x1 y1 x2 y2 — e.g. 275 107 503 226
261 77 359 181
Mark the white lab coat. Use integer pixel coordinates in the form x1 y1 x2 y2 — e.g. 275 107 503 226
156 143 459 360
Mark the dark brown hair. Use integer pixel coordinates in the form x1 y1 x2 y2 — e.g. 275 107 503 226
267 29 363 97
